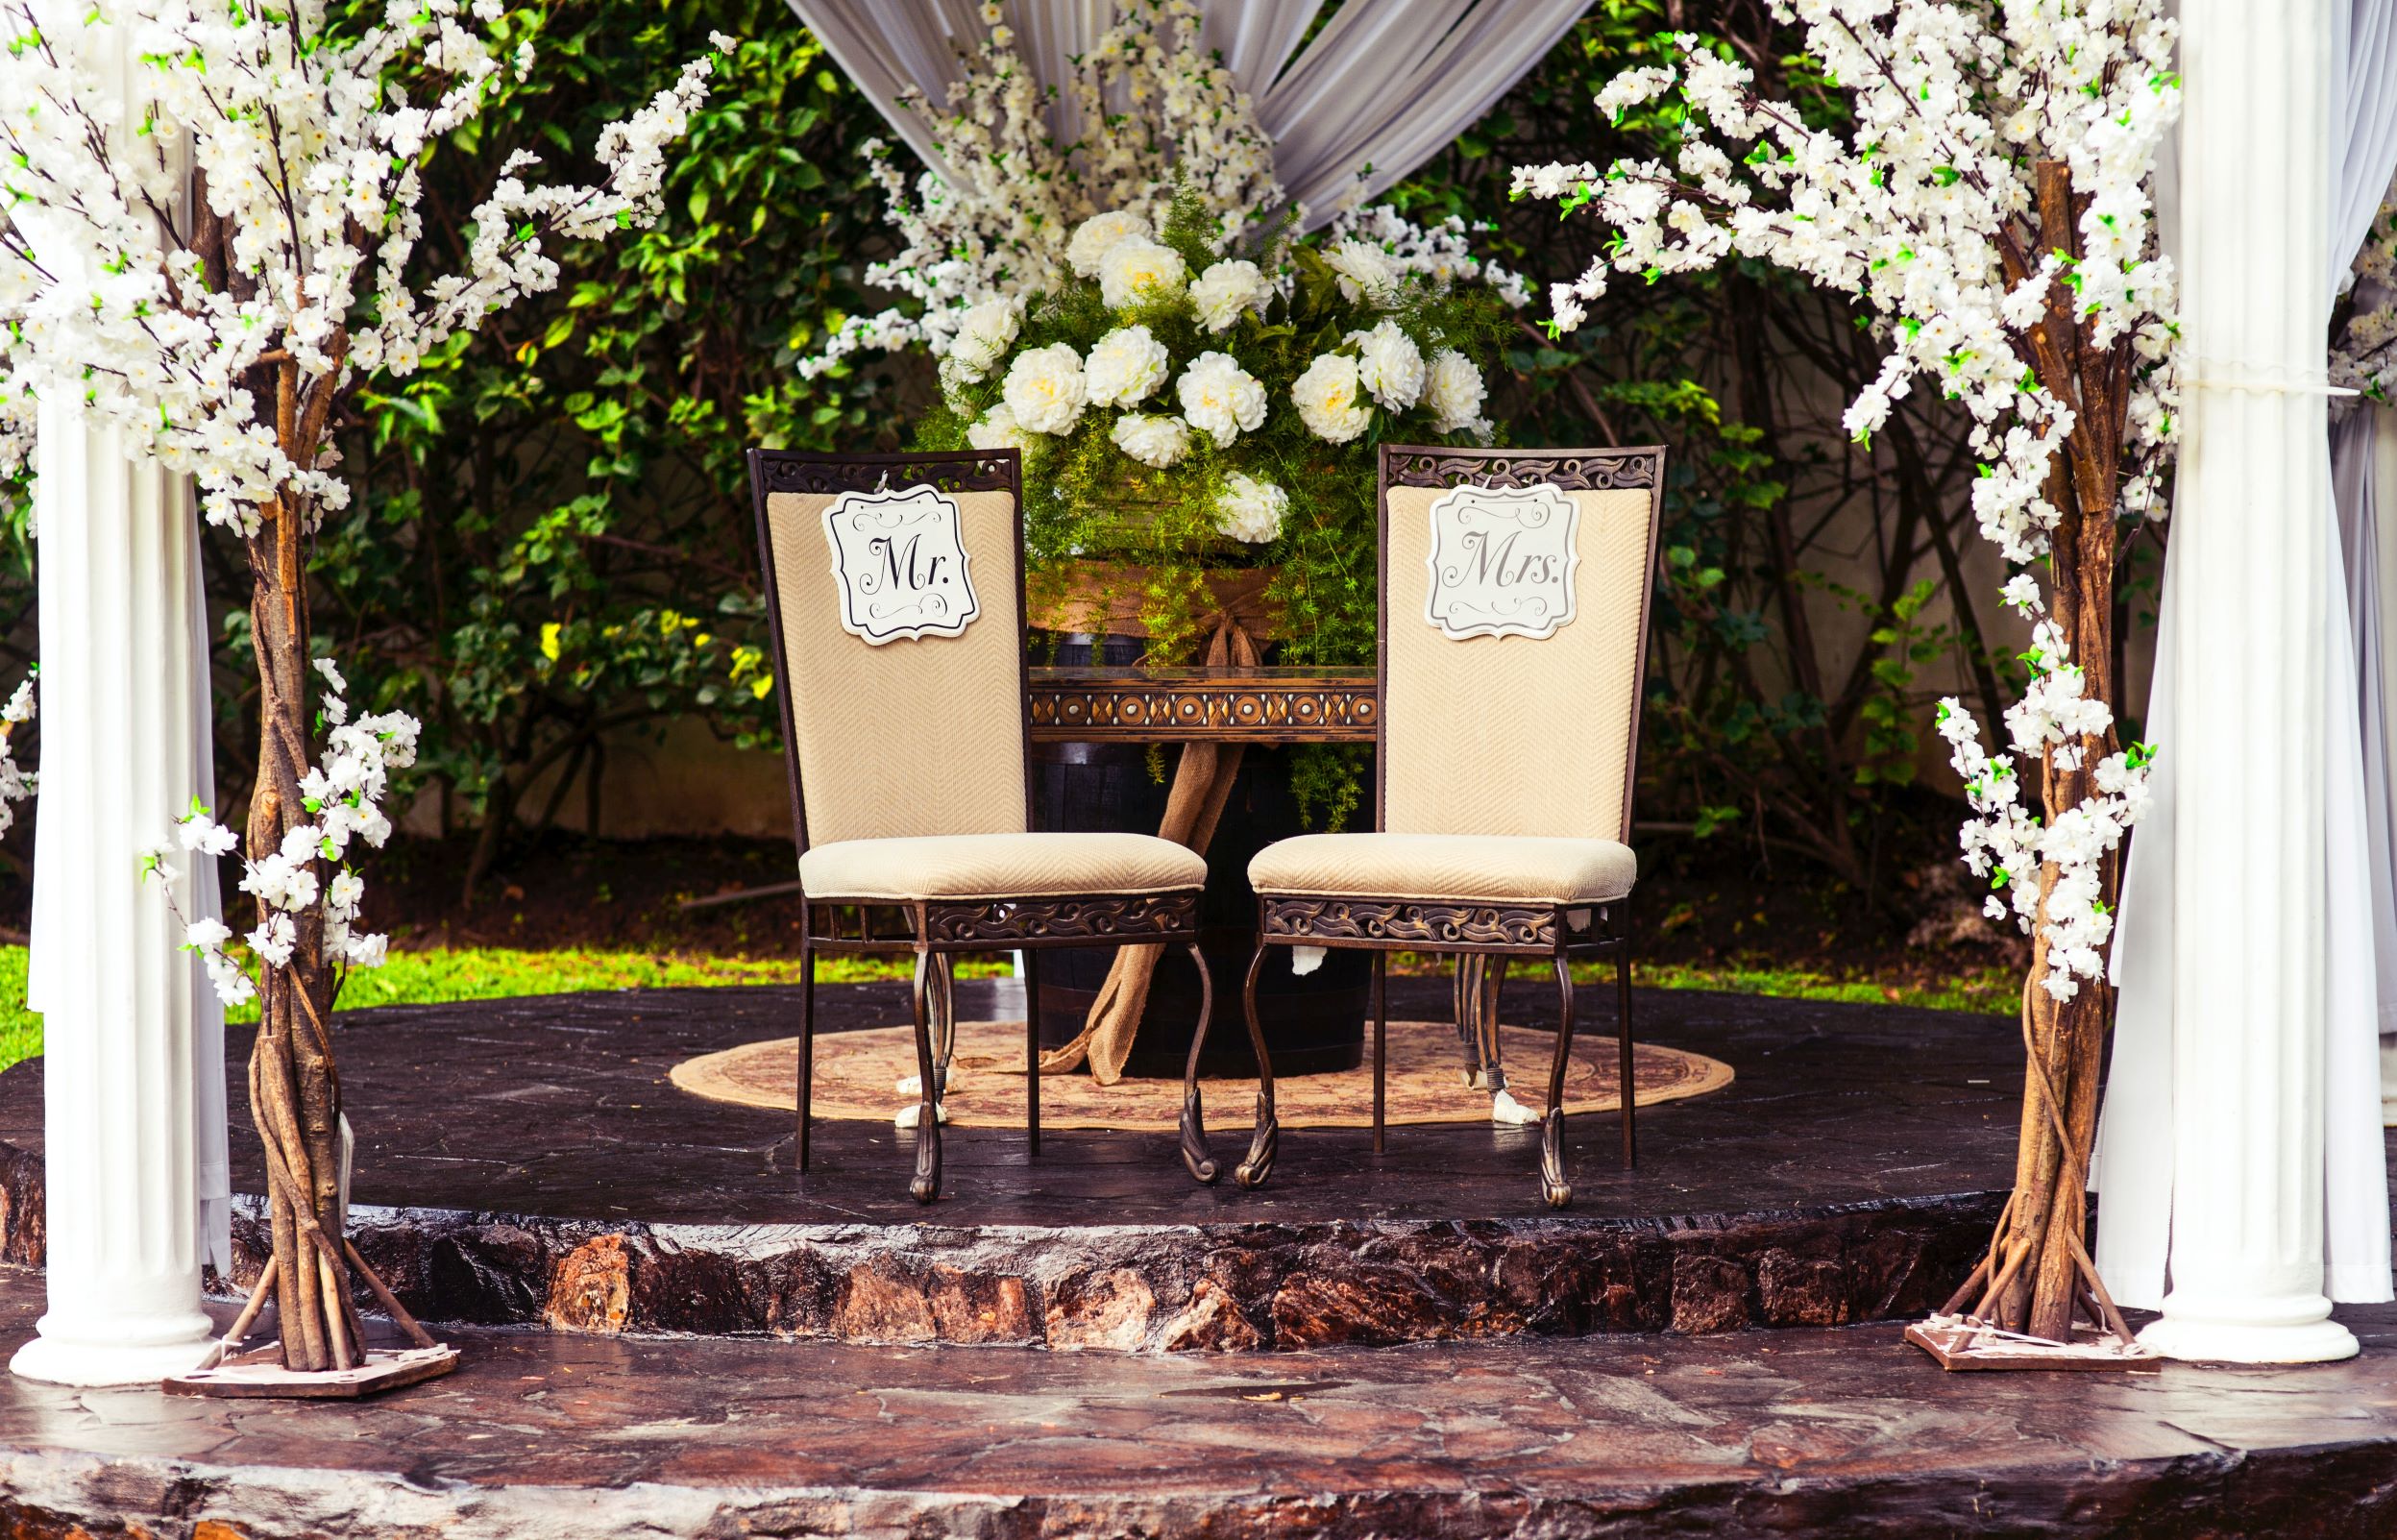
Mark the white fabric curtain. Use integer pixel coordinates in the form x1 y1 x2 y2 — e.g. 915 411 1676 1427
787 0 1590 229
2098 0 2397 1308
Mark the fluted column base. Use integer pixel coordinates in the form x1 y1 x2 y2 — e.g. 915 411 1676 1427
10 1311 215 1387
2139 1289 2358 1364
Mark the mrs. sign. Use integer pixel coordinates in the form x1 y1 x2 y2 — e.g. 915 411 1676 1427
822 486 983 645
1423 481 1579 641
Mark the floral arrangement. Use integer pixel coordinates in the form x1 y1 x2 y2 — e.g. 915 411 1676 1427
802 0 1524 688
1519 1 2176 1347
0 0 719 1376
914 190 1510 667
798 0 1283 380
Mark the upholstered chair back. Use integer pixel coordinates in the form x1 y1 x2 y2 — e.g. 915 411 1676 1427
1378 445 1666 843
750 451 1029 849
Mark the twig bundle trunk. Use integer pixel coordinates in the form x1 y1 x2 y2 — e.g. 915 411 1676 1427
203 178 401 1369
1950 162 2137 1343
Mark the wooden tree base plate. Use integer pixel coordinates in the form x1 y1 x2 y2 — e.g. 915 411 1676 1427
163 1343 460 1399
1906 1314 2158 1372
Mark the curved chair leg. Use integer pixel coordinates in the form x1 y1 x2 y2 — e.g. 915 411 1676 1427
1455 955 1509 1096
1178 941 1220 1185
908 946 942 1205
1370 952 1387 1154
1541 956 1576 1210
1233 941 1280 1189
1023 948 1042 1157
1616 941 1636 1171
1453 957 1476 1084
930 958 957 1093
797 940 815 1172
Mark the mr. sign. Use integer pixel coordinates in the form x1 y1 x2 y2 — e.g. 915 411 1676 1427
821 485 983 645
1422 481 1580 641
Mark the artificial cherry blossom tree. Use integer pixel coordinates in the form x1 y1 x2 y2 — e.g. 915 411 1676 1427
1519 0 2176 1347
0 0 719 1376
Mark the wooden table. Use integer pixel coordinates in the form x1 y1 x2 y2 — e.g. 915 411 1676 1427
1027 666 1377 744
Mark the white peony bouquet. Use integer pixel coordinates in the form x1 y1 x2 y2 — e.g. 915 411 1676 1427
920 186 1508 665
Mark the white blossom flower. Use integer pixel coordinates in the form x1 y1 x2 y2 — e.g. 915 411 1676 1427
1189 258 1271 331
1066 210 1154 278
967 402 1033 452
1423 348 1487 433
1175 351 1266 446
1291 353 1371 444
183 917 232 952
1348 320 1426 410
1097 238 1189 309
1001 343 1088 435
1213 473 1288 544
177 814 239 856
341 929 391 968
0 672 32 838
1595 65 1676 123
1084 325 1170 408
1325 238 1401 306
248 914 299 969
942 296 1023 386
1110 411 1190 468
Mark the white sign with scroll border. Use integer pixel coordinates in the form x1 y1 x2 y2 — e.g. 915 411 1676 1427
821 484 983 645
1422 481 1580 641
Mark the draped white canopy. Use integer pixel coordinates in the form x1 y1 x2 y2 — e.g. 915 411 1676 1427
784 0 1589 228
2096 0 2397 1331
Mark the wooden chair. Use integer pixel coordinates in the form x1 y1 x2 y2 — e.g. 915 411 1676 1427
748 449 1227 1203
1233 444 1667 1208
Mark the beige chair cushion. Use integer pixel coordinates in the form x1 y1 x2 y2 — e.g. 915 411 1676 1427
800 832 1207 903
1249 833 1636 905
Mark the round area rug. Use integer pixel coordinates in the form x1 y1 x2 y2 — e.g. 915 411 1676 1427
670 1018 1733 1130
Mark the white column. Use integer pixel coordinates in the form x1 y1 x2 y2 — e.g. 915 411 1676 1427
7 416 220 1387
2140 0 2356 1364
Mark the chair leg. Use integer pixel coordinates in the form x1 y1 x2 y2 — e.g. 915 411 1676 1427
1485 958 1508 1093
1024 948 1042 1157
1233 941 1280 1189
796 940 815 1173
1453 957 1475 1083
908 945 942 1205
1617 941 1636 1171
1178 940 1220 1185
930 956 957 1094
1541 955 1576 1210
1371 951 1387 1155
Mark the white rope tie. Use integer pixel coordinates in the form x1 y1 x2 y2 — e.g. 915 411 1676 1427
2185 358 2361 398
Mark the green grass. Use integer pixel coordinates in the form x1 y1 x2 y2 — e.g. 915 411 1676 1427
0 947 34 1072
1626 960 2021 1016
0 943 2014 1077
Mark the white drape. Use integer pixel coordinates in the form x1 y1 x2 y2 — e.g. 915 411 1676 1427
786 0 1590 229
2098 0 2397 1308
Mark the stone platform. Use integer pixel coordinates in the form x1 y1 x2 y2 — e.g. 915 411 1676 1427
0 980 2025 1349
0 1280 2391 1540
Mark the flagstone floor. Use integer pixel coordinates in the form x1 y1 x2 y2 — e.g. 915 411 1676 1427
0 1278 2388 1540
